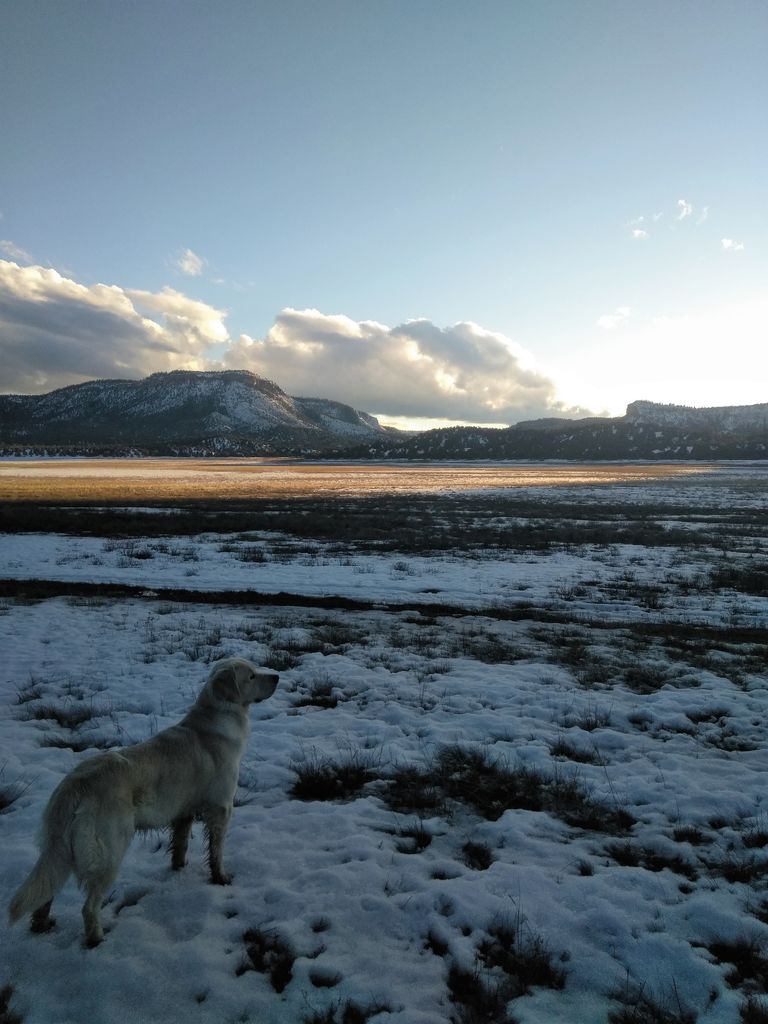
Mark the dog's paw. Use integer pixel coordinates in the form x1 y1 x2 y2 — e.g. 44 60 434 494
30 915 56 935
210 870 233 886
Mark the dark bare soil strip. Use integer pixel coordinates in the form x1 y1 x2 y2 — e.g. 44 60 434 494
1 494 762 552
2 578 765 652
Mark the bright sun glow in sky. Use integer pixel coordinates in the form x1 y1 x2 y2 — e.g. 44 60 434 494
0 0 766 428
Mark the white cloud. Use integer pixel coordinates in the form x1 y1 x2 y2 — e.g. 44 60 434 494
628 199 711 237
676 198 693 220
127 287 228 343
0 239 33 263
596 306 632 330
721 237 745 252
222 309 578 424
0 260 225 393
172 248 206 276
0 262 584 423
627 216 648 239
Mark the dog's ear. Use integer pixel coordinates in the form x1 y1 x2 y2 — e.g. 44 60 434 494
210 666 240 704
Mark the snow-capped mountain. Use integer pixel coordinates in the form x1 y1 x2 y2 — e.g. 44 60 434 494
0 370 391 454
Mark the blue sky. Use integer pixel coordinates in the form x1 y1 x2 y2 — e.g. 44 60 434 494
1 0 766 426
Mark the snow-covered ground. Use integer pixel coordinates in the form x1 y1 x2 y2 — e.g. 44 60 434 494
1 465 767 1023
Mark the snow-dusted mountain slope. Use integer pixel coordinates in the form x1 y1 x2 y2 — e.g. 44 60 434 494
2 373 766 459
293 397 389 438
0 370 388 451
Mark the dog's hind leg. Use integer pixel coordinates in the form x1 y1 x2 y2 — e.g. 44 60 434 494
170 816 193 870
74 808 133 947
30 900 55 934
82 886 106 947
80 843 129 948
203 805 233 885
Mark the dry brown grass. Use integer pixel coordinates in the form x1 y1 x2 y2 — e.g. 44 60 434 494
0 459 710 502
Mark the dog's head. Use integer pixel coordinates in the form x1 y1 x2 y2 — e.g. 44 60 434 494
208 658 279 707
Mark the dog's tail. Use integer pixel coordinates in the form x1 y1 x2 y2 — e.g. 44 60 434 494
8 779 78 925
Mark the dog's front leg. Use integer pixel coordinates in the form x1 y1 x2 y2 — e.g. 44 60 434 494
204 805 233 885
170 816 194 870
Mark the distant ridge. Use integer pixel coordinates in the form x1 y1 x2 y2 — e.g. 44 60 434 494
625 400 768 432
0 374 766 459
342 399 768 461
0 369 393 455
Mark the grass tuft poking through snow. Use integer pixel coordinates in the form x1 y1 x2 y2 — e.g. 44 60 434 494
302 998 393 1024
708 937 768 990
477 917 568 997
0 763 30 814
237 928 296 993
740 996 768 1023
461 840 494 871
608 982 697 1024
290 750 377 802
384 743 635 832
447 963 518 1024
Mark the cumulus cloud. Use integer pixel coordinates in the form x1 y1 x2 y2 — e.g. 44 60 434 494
172 248 206 276
631 229 648 240
676 198 693 220
222 308 573 424
0 261 582 423
721 237 744 252
0 240 33 263
596 306 632 330
127 287 228 343
0 260 225 393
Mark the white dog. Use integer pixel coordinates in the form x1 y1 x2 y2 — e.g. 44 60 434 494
9 657 278 946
